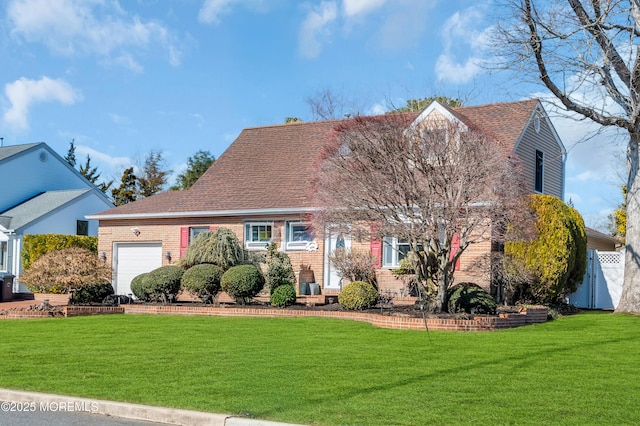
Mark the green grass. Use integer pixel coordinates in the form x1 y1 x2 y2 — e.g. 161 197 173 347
0 312 639 425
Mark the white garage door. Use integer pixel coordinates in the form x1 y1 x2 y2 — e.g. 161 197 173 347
115 242 162 297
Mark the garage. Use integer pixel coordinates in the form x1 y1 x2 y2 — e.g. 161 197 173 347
114 242 162 297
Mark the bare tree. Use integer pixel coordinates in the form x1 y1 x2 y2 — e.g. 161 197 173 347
313 114 527 312
495 0 640 312
137 151 171 198
305 88 364 120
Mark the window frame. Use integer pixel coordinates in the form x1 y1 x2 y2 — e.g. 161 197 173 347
244 222 274 250
382 237 412 268
0 241 7 272
76 220 89 236
285 221 313 250
189 226 210 243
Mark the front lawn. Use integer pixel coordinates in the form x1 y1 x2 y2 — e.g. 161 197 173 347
0 312 638 425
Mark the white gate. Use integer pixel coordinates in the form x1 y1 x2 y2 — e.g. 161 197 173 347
569 250 624 309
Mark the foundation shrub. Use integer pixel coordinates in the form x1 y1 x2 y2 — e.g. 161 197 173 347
69 282 114 305
265 243 296 293
131 266 184 303
446 283 497 315
338 280 379 310
270 284 297 307
221 264 265 305
180 228 245 269
181 264 224 303
130 273 150 301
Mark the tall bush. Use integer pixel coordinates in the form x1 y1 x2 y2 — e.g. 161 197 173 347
504 194 587 303
20 247 111 294
179 228 245 269
265 243 296 293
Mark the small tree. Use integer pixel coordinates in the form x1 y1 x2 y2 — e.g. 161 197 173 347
503 194 587 304
314 114 526 312
20 247 112 294
179 228 245 269
65 139 77 167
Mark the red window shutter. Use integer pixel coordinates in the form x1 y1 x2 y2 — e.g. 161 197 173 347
370 224 382 268
180 227 189 258
450 233 461 271
210 226 218 231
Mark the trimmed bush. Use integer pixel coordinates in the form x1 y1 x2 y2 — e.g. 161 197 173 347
22 234 98 270
181 264 224 303
69 282 115 305
180 228 245 269
19 247 111 294
265 243 296 293
270 284 297 307
338 281 379 310
221 264 265 305
132 266 184 303
446 283 497 315
130 273 150 301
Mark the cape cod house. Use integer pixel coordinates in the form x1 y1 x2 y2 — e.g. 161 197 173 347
89 99 575 300
0 142 114 293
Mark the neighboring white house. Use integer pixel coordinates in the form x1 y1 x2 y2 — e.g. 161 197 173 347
0 142 114 292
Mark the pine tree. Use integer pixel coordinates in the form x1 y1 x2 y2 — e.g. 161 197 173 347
111 167 138 206
170 150 215 190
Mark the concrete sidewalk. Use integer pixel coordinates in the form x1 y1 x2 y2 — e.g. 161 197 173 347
0 389 303 426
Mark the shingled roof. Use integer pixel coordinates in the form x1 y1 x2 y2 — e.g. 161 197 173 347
91 99 541 219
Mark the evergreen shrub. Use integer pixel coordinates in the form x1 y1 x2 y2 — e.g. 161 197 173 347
270 284 297 307
446 283 497 315
338 280 379 310
221 264 265 305
181 264 224 303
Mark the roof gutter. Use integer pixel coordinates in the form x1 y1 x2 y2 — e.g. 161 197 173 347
86 207 320 221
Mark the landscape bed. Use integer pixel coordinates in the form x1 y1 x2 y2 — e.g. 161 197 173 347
0 312 638 425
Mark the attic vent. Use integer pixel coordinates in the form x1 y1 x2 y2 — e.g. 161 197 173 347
39 151 48 162
534 116 541 133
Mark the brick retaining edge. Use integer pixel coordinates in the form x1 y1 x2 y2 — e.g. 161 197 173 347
122 305 548 331
1 304 547 331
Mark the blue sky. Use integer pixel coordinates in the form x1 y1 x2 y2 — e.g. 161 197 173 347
0 0 626 230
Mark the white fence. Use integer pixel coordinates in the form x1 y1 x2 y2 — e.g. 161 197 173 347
568 250 624 310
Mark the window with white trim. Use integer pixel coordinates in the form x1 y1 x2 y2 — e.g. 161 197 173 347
245 222 273 249
285 222 313 250
382 237 412 268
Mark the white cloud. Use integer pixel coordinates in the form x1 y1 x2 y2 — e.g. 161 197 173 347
298 1 338 58
342 0 386 17
435 6 491 83
3 76 81 131
7 0 182 70
198 0 268 25
367 102 387 115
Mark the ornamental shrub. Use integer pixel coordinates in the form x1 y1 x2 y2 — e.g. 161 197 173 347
22 234 98 270
504 194 587 304
139 265 184 303
328 249 377 286
270 284 297 307
20 247 111 294
181 264 224 303
130 273 151 301
69 282 114 305
265 243 296 293
221 264 265 305
180 228 245 269
446 283 497 315
338 280 379 310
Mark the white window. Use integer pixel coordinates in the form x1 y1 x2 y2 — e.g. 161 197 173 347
382 237 412 268
285 222 313 250
245 222 273 249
